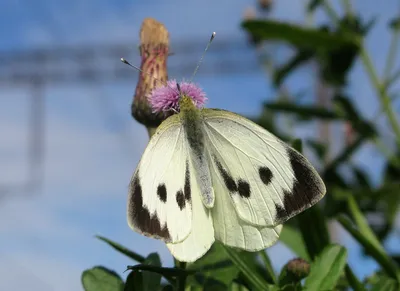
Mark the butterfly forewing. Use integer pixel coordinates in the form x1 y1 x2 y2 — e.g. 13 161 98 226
202 109 326 227
127 115 193 243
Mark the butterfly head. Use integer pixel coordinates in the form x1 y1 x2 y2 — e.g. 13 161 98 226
148 79 207 114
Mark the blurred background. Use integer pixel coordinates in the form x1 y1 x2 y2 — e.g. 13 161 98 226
0 0 399 290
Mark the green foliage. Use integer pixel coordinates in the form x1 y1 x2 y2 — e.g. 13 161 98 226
82 1 400 290
81 266 124 291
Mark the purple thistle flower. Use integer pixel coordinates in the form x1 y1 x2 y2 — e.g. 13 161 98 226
148 80 207 113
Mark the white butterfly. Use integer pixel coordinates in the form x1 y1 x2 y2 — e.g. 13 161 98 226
127 92 326 263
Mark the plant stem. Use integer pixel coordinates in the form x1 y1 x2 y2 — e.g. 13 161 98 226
383 27 400 80
177 261 187 291
321 1 340 22
341 0 353 16
360 47 400 146
259 250 277 284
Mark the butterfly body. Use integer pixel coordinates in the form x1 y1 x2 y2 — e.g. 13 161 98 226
180 95 214 208
128 92 326 262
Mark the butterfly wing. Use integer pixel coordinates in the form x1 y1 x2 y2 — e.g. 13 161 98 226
202 109 326 228
167 157 215 262
209 154 282 250
127 115 192 243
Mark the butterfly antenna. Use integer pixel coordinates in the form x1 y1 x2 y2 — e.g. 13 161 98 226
120 57 165 86
189 32 216 82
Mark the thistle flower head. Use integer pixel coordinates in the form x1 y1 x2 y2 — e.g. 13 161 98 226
148 80 207 113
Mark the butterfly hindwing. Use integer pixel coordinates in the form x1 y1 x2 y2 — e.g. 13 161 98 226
209 152 282 250
167 158 215 262
127 115 192 243
202 109 326 227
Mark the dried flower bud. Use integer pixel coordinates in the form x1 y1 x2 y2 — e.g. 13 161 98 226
132 18 170 133
286 258 310 278
279 258 310 285
149 80 207 113
243 6 257 21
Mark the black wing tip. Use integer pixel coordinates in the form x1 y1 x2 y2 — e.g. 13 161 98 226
127 173 172 242
273 146 326 224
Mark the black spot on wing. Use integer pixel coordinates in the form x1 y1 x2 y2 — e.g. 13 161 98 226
214 158 237 192
184 160 191 202
259 167 273 185
157 184 167 203
129 174 171 241
176 190 186 210
274 147 325 223
237 179 251 198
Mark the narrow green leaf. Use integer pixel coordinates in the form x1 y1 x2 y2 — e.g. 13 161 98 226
344 265 366 291
222 246 273 290
242 20 359 49
297 204 330 259
264 102 342 120
324 136 365 174
279 225 310 261
142 253 162 291
124 271 143 291
81 266 124 291
337 215 400 282
304 244 347 291
346 196 385 253
389 17 400 30
96 235 145 263
307 0 323 12
273 49 314 86
259 250 277 284
370 275 399 291
126 264 195 278
187 242 239 286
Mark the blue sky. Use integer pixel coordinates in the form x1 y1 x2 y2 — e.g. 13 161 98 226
0 0 399 290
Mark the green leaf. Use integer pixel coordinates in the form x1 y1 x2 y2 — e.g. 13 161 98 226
264 102 341 120
304 244 347 291
324 136 366 174
222 246 273 290
337 215 400 282
352 166 372 188
344 265 366 291
306 140 328 161
389 17 400 30
346 196 384 253
279 225 310 261
126 264 195 278
259 250 277 284
124 271 143 291
96 235 145 263
307 0 323 12
273 49 314 86
242 20 359 50
81 266 124 291
296 204 330 259
370 274 399 291
187 242 239 286
142 253 162 291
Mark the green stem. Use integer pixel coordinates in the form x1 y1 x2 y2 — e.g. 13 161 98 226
259 250 277 284
177 262 187 291
321 1 340 22
384 29 400 80
360 47 400 146
341 0 353 16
